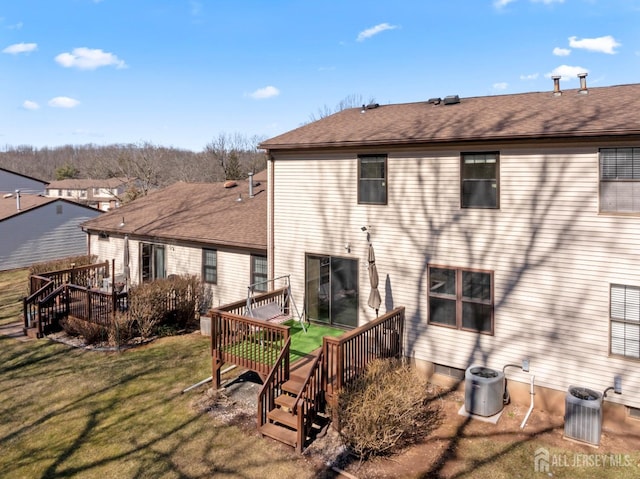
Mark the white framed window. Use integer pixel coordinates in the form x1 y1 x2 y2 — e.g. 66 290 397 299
358 155 387 205
600 148 640 213
610 284 640 359
461 152 499 208
202 249 217 284
428 265 494 334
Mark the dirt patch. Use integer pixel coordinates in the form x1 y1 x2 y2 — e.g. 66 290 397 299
195 375 640 479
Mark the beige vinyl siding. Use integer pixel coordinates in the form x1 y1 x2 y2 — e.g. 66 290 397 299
89 235 256 309
271 145 640 409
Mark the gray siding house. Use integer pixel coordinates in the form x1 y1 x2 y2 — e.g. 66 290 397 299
0 192 101 271
260 77 640 426
0 167 49 195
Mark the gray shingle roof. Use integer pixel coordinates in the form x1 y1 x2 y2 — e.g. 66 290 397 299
81 172 267 250
260 83 640 150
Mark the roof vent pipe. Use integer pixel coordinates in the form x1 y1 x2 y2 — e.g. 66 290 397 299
248 171 254 198
552 76 562 96
578 72 588 94
15 189 20 211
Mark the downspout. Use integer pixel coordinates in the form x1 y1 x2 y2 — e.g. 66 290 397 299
267 152 275 280
520 375 535 429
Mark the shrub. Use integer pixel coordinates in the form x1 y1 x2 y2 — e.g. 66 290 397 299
29 255 97 276
334 358 441 458
107 311 136 347
60 316 105 345
128 275 202 338
128 282 167 339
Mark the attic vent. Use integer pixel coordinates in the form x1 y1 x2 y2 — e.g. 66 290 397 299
2 193 12 199
365 103 379 110
427 97 441 105
224 180 237 188
443 95 460 105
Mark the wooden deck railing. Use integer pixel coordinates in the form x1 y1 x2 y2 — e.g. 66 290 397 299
322 306 405 406
28 262 111 295
291 348 325 452
23 282 69 338
257 337 291 428
210 309 290 389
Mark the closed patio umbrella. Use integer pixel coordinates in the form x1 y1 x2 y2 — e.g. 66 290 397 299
367 243 382 316
123 234 130 287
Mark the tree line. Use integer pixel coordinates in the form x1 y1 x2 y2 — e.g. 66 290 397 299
0 133 268 192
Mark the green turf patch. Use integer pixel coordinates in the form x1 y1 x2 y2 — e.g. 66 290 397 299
286 320 344 364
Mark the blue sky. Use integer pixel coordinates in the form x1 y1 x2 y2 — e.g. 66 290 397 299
1 0 639 152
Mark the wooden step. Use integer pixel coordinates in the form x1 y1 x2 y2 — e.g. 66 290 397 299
24 327 41 339
282 378 304 395
267 407 298 429
275 393 297 411
260 422 297 448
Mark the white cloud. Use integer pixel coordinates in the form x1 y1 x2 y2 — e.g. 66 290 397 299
55 47 126 70
248 86 280 99
356 23 398 42
546 65 589 80
553 47 571 56
7 22 23 30
494 0 516 8
520 73 539 80
23 100 40 110
568 35 620 54
3 42 37 54
495 0 563 8
493 82 509 91
48 96 80 108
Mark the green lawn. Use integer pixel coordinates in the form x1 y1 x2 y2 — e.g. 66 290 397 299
0 333 319 479
0 268 28 326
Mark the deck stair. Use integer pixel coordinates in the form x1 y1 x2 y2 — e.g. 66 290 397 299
258 349 325 452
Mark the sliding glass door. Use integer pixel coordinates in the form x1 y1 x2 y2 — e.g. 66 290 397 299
141 243 166 282
305 254 358 328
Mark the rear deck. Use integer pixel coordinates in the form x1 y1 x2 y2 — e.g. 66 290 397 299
210 291 405 452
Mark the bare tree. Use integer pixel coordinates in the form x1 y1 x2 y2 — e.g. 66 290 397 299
308 94 377 122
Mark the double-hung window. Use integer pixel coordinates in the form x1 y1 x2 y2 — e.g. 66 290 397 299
358 155 387 204
428 266 494 334
600 148 640 213
202 249 217 284
251 255 268 292
461 152 499 208
610 284 640 359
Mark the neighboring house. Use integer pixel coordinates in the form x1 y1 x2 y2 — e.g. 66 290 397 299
0 167 49 195
81 172 267 310
45 177 133 211
259 77 640 422
0 191 101 271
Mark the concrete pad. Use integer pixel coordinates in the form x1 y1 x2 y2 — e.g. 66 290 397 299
457 404 503 424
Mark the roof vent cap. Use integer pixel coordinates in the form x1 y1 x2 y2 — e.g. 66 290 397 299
427 97 441 105
443 95 460 105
